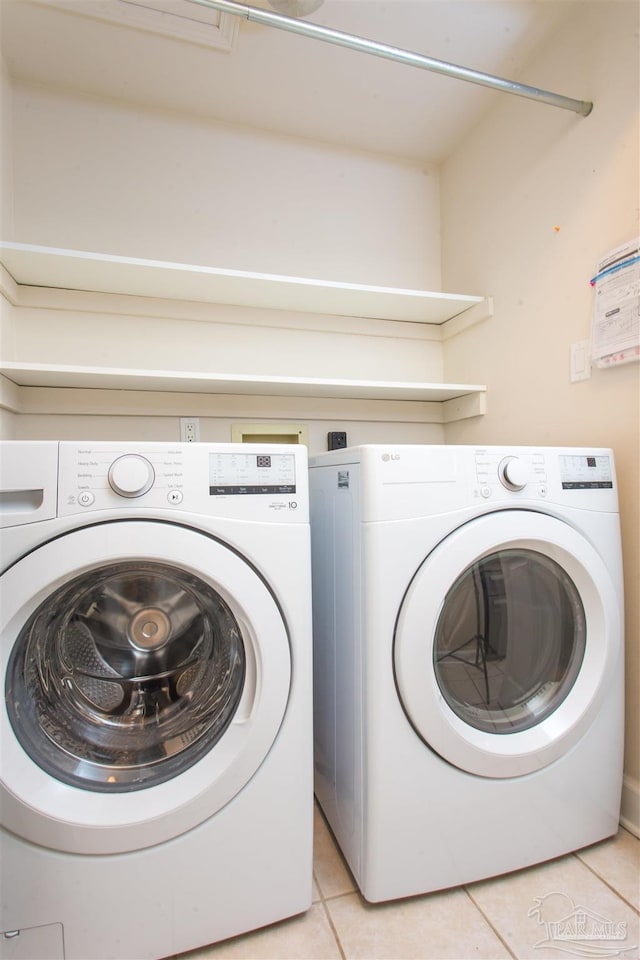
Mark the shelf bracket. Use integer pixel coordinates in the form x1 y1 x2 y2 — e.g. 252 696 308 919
0 374 22 413
441 298 494 341
441 392 487 422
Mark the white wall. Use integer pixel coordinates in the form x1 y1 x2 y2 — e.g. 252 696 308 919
10 83 441 290
9 410 443 449
1 294 445 384
0 285 449 452
441 0 640 832
3 80 449 450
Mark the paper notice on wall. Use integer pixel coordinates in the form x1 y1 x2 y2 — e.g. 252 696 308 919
590 237 640 367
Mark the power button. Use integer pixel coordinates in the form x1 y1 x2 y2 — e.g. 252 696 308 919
78 491 95 507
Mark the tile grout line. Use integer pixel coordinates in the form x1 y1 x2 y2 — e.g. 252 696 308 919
314 866 352 959
318 896 348 960
572 850 640 916
462 885 519 960
320 890 359 904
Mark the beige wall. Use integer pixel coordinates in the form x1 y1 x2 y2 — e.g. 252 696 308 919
441 0 639 832
0 56 13 238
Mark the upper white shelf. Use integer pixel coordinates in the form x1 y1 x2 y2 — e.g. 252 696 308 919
0 241 488 325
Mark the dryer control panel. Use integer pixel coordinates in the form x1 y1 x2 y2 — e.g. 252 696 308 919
310 444 618 521
57 442 308 522
559 453 613 489
475 450 547 494
473 447 616 509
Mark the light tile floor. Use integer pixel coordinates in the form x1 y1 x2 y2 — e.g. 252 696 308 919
178 804 639 960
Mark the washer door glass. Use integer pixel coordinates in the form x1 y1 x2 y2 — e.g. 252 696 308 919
6 560 246 792
1 520 292 854
394 511 621 778
434 549 585 735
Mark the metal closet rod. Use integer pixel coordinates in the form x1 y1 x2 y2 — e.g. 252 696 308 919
185 0 593 117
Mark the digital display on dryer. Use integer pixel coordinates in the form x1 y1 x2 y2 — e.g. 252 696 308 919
209 453 296 495
559 454 613 489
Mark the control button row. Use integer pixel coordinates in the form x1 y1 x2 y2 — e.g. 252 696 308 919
478 484 548 500
77 488 183 506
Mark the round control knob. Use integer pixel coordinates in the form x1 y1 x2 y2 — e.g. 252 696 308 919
108 455 155 498
499 456 530 491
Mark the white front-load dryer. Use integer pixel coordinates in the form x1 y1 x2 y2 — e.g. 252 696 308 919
309 445 624 902
1 441 313 959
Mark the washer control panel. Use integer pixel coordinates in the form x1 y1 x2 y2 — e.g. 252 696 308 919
108 454 155 498
209 451 296 496
57 442 308 521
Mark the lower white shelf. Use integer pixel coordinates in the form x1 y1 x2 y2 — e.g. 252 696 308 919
0 362 486 404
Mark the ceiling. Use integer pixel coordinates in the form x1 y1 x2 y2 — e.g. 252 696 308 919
1 0 577 163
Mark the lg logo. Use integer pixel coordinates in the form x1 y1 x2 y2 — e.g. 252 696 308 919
381 453 401 462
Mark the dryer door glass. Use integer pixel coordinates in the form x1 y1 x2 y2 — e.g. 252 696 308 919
394 510 620 777
433 549 586 734
6 561 246 791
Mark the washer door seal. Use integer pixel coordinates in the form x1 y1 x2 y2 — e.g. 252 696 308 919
393 511 621 778
1 520 291 853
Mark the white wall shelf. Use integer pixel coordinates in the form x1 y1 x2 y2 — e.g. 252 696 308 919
0 242 489 422
0 362 486 403
0 242 490 326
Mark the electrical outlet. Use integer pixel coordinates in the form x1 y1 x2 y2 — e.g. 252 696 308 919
328 431 347 450
180 417 200 442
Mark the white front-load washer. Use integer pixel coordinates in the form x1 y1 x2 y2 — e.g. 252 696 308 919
0 441 313 960
309 444 624 902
